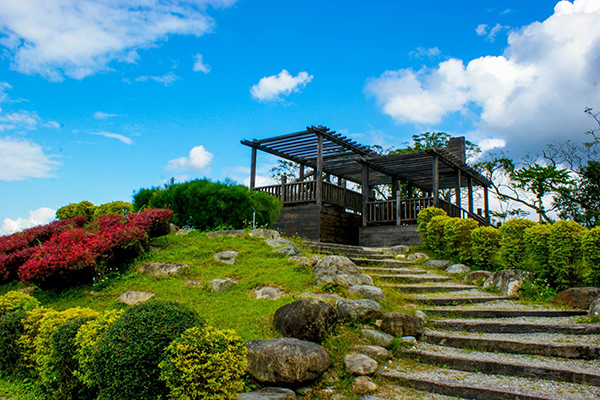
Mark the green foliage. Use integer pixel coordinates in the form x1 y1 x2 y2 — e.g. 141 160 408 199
519 277 557 303
582 227 600 285
0 291 40 317
443 218 478 263
0 310 26 375
416 207 447 237
556 161 600 228
470 226 500 269
159 326 247 400
56 201 96 221
93 201 133 218
498 218 536 268
548 220 586 291
524 224 552 278
18 307 53 371
92 299 204 400
424 215 452 255
133 179 281 230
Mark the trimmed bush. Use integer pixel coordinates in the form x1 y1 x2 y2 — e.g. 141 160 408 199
91 300 204 400
444 218 478 263
498 218 536 268
524 224 552 278
93 201 133 219
471 226 500 269
0 310 26 375
417 207 447 239
159 326 247 400
424 215 452 255
548 220 586 291
56 201 97 221
18 306 54 371
0 291 40 317
582 227 600 286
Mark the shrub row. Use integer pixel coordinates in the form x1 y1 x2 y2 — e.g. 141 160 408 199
56 200 134 221
0 292 247 400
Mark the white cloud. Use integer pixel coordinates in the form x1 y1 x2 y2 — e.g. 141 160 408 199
0 0 236 81
486 23 508 42
136 72 181 86
409 46 441 59
192 53 210 73
250 69 313 101
93 111 119 119
476 24 489 36
243 175 277 187
478 137 507 153
367 0 600 151
0 136 61 180
0 207 56 235
0 81 11 102
44 120 61 129
91 131 132 144
0 110 40 131
167 145 213 171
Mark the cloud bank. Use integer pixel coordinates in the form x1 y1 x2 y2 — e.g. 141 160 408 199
0 207 56 235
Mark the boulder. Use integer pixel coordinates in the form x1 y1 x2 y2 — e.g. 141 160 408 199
137 262 187 276
207 229 246 238
273 299 338 342
208 278 236 293
245 338 331 384
352 376 378 394
298 292 346 302
289 256 320 267
414 310 429 325
254 286 286 300
589 298 600 318
463 270 491 285
353 345 391 360
237 388 296 400
380 312 424 337
387 245 410 255
335 299 383 322
402 336 417 346
407 252 428 261
423 259 451 269
348 285 384 301
344 354 378 375
214 250 239 265
551 287 600 310
169 223 179 233
249 229 281 240
484 270 532 296
273 246 301 256
360 329 394 349
266 238 294 248
313 256 373 287
183 280 202 287
446 264 470 275
117 291 155 305
176 228 192 235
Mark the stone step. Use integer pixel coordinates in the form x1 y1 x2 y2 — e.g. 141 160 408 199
358 266 427 275
423 330 600 360
403 343 600 387
351 258 415 267
432 319 600 334
409 295 513 306
394 284 477 294
380 366 600 400
378 274 451 283
424 308 588 319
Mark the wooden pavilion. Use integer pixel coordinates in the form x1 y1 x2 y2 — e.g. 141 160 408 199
241 125 492 246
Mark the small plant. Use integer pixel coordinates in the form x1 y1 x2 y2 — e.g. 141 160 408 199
519 277 557 303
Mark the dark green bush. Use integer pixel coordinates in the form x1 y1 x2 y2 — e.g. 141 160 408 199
56 201 96 221
548 220 586 291
92 300 204 400
444 218 478 263
93 201 133 218
416 207 447 239
498 218 536 268
133 179 281 230
582 227 600 285
470 226 500 269
524 224 552 278
0 310 26 375
424 215 452 256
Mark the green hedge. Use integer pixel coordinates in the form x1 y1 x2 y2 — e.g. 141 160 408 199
443 218 478 263
548 220 586 291
582 227 600 286
498 218 536 268
524 224 551 279
471 226 499 269
417 207 447 239
424 215 452 255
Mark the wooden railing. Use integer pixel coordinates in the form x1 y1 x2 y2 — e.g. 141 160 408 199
367 197 434 225
438 199 488 226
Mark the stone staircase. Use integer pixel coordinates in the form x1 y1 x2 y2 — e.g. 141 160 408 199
309 242 600 399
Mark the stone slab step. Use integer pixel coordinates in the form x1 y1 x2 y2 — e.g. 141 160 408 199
378 274 451 283
351 258 415 267
409 295 513 306
424 308 588 319
424 330 600 360
380 367 600 400
359 266 427 275
432 319 600 334
394 284 477 293
403 343 600 387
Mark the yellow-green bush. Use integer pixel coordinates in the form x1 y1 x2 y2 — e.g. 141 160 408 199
56 201 97 221
424 215 452 255
548 220 586 291
443 218 478 263
498 218 537 268
93 201 133 218
416 207 447 240
471 226 500 269
524 224 552 278
0 291 40 317
18 306 55 371
582 227 600 285
159 326 247 400
0 310 26 375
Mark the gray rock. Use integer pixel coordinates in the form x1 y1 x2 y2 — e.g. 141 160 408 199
273 299 338 342
266 238 294 247
313 256 373 287
237 388 296 400
254 286 286 300
414 310 429 324
245 338 331 384
289 256 320 267
352 376 378 394
298 292 346 302
335 299 383 322
446 264 470 275
463 270 491 285
407 252 428 261
402 336 417 346
209 278 235 293
344 354 378 375
589 298 600 318
380 312 424 337
353 345 391 360
387 245 410 255
214 250 239 265
117 291 155 305
249 229 281 240
484 270 532 296
207 229 246 238
183 280 202 287
273 246 301 256
423 259 452 269
176 228 192 235
360 329 394 349
348 285 384 301
137 262 187 276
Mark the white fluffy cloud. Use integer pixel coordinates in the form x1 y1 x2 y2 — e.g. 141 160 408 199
91 131 132 145
167 145 213 171
0 136 61 181
366 0 600 150
0 0 236 81
0 207 56 235
192 53 210 73
250 70 313 101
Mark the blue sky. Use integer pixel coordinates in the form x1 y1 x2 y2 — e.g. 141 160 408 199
1 0 599 233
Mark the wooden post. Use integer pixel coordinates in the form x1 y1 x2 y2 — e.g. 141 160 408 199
391 178 398 199
467 176 474 214
407 183 414 198
362 163 369 227
396 190 402 226
337 176 343 186
316 133 323 206
250 147 257 189
281 175 287 204
483 186 490 225
432 154 439 208
455 169 461 209
299 164 305 182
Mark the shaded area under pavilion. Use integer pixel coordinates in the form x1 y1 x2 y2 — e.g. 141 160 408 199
241 126 492 246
